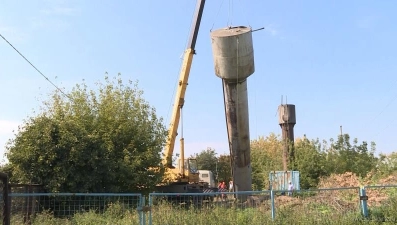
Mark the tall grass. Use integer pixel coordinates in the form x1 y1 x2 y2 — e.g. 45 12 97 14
10 203 141 225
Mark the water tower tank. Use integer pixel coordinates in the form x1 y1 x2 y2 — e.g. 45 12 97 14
278 104 296 125
210 26 255 81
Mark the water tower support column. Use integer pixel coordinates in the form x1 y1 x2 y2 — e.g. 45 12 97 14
210 26 255 194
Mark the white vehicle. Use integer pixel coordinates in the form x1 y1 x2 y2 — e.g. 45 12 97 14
198 170 216 188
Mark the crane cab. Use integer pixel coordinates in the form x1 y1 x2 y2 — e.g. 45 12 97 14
174 158 199 183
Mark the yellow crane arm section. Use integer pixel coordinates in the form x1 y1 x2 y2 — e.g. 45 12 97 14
163 48 194 168
162 0 205 171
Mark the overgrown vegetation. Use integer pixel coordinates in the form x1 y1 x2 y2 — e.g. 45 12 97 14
194 133 396 190
3 75 167 194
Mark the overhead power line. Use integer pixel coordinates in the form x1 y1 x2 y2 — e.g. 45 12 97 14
369 82 397 138
369 86 397 125
0 33 71 100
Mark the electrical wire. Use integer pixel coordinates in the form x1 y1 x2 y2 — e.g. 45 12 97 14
368 82 397 138
369 91 397 125
373 120 396 138
0 33 71 100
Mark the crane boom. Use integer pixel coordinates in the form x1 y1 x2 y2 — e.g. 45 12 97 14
163 0 206 168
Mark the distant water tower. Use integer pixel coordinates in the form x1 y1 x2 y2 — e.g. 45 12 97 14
278 103 296 171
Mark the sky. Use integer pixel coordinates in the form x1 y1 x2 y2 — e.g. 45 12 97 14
1 0 397 164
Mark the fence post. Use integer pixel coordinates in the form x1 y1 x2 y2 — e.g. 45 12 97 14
359 186 369 218
141 196 146 225
148 194 152 225
0 173 10 225
270 190 275 220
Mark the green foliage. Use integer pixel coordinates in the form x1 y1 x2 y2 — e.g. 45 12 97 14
0 163 14 179
250 133 283 190
14 203 140 225
192 147 217 174
192 148 231 183
376 152 397 177
325 134 378 177
368 195 397 223
5 75 167 193
293 137 328 189
250 133 381 190
216 154 231 183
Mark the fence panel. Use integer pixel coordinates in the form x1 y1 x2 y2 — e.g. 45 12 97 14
272 187 361 223
148 191 273 225
147 188 370 225
9 193 143 225
364 185 397 223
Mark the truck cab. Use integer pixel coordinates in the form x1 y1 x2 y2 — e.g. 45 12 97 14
198 170 216 188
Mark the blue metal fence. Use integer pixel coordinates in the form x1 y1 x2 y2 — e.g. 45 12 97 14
1 185 396 224
147 185 397 225
8 193 143 225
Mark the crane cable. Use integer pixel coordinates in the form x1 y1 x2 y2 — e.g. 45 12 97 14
212 0 251 30
228 0 233 27
211 0 225 31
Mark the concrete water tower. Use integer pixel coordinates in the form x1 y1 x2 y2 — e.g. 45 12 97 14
210 26 255 195
278 104 296 171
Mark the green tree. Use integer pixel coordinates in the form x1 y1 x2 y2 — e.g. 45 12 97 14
192 147 218 173
250 133 283 190
191 148 231 183
292 136 328 189
326 134 378 177
5 76 167 193
217 154 231 183
376 152 397 177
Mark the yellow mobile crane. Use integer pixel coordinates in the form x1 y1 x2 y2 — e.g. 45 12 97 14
155 0 211 194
